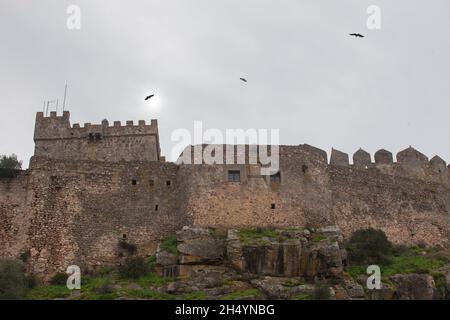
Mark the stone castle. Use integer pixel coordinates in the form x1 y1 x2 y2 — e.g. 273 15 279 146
1 111 449 276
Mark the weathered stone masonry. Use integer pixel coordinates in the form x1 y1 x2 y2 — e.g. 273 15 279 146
0 111 449 276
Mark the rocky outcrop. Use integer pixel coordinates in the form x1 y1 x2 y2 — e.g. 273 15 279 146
152 226 449 300
227 227 346 280
390 274 436 300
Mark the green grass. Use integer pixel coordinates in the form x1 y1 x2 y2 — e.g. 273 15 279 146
380 247 448 277
346 246 449 281
26 285 71 300
182 291 207 300
122 289 175 300
282 279 305 287
134 273 175 287
293 293 313 300
222 288 262 300
237 228 280 245
311 233 327 243
160 234 179 256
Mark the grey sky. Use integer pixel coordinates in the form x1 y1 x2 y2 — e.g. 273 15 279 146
1 0 449 167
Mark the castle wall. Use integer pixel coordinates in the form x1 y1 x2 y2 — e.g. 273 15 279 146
23 157 185 275
1 111 449 277
178 145 450 247
0 172 33 259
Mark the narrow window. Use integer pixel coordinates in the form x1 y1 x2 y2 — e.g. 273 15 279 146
132 179 137 185
166 180 171 186
228 170 241 182
122 234 127 239
270 172 281 183
271 203 276 210
155 205 159 211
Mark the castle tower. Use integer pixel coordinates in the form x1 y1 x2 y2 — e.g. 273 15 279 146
33 111 161 162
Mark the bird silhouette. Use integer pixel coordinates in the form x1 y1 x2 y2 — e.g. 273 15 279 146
349 33 365 38
240 78 247 83
145 94 155 101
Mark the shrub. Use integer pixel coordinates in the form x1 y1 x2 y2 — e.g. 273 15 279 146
95 284 116 295
0 259 26 300
25 274 38 289
0 154 22 169
313 283 332 300
50 273 68 286
118 257 149 279
160 234 179 256
117 240 137 257
346 228 393 265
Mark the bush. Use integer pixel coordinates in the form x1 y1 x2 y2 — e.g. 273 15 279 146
118 257 149 279
0 154 22 169
50 273 68 286
117 240 137 257
346 228 393 265
160 234 179 256
0 259 26 300
313 283 332 300
25 274 38 289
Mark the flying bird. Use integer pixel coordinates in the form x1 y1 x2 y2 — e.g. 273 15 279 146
144 94 155 101
240 78 247 83
349 33 365 38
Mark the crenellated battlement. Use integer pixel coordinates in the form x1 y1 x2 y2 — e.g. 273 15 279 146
329 146 449 185
34 111 161 162
1 110 449 277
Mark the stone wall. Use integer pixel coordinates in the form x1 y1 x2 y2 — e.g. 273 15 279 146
0 111 449 277
34 111 161 162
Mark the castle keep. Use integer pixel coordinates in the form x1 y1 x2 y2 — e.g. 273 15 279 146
1 111 450 276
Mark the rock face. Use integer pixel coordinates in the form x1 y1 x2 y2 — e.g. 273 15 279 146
176 227 225 265
227 227 346 280
154 226 448 300
156 226 346 282
390 274 436 300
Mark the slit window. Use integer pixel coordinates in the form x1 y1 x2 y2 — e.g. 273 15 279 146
271 203 276 210
155 205 159 211
132 179 137 185
228 170 241 182
166 180 171 186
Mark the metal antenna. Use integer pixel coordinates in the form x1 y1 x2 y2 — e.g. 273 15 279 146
62 82 68 112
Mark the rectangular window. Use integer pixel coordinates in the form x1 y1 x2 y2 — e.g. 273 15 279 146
228 170 241 182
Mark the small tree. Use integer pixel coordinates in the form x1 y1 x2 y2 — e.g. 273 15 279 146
118 257 149 279
0 259 26 300
0 154 22 169
346 228 393 265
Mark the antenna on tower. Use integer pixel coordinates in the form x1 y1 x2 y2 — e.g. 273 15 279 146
62 82 68 112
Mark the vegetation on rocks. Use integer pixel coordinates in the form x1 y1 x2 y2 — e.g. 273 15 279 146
160 234 179 256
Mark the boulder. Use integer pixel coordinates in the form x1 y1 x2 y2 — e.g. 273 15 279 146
175 227 225 265
391 274 436 300
156 251 178 266
251 277 314 300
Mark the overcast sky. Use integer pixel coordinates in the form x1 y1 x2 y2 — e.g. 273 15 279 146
1 0 449 167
